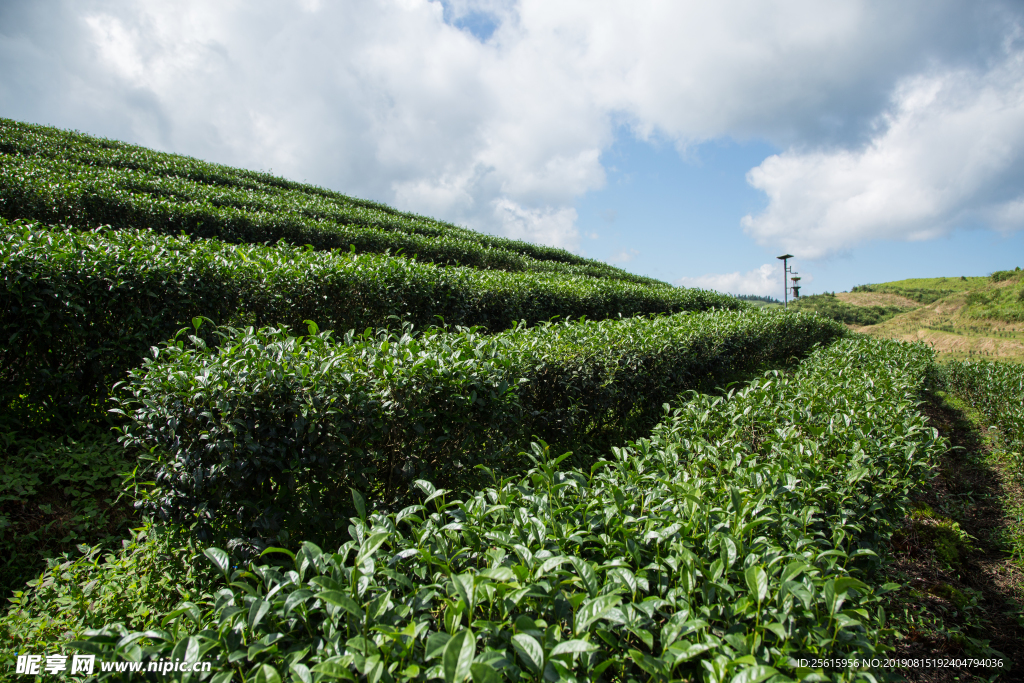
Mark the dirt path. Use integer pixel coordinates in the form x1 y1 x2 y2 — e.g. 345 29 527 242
884 392 1024 681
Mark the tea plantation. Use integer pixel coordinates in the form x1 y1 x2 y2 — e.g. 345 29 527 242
1 119 1018 681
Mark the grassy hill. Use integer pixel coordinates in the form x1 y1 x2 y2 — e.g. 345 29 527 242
742 271 1024 361
844 270 1024 361
852 275 991 304
788 292 908 326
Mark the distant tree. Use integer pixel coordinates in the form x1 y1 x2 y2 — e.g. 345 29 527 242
735 294 781 304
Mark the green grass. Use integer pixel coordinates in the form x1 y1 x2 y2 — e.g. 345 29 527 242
853 270 1024 322
789 293 905 326
962 276 1024 323
881 386 1024 673
852 276 992 304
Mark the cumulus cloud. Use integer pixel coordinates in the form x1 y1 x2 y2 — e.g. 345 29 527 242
491 198 580 250
676 263 812 297
742 47 1024 258
1 0 1021 255
609 248 639 264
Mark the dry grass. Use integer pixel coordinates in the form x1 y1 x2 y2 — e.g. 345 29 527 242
854 292 1024 363
836 291 921 309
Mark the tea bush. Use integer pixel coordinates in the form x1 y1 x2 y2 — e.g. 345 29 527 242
0 118 663 285
943 360 1024 472
0 521 216 664
0 428 135 596
78 336 942 681
1 220 737 426
112 309 846 547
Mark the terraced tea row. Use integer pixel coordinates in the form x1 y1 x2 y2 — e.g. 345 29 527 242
79 336 941 682
0 119 662 285
944 360 1024 471
1 220 736 425
113 308 845 544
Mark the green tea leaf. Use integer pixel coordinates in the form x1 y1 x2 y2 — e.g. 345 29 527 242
729 665 778 683
443 629 476 683
511 633 544 673
744 565 768 603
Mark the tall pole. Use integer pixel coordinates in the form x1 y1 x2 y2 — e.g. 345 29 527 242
783 259 788 308
777 254 794 309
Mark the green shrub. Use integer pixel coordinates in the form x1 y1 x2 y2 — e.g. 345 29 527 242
943 360 1024 477
0 118 663 285
112 309 846 547
77 336 942 681
0 521 216 667
0 428 136 596
1 220 737 427
989 269 1020 283
965 291 990 306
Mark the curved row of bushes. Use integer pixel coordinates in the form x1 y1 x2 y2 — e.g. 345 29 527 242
62 336 942 682
944 360 1024 472
0 118 664 285
1 220 736 425
112 309 846 546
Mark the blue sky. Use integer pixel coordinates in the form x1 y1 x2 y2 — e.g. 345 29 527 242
2 0 1023 296
575 133 779 285
575 132 1024 295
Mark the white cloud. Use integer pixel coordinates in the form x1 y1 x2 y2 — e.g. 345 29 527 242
609 248 639 264
1 0 1022 255
676 263 813 297
988 196 1024 231
491 198 580 250
742 47 1024 258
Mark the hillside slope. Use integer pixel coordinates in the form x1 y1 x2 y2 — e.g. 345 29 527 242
0 118 666 286
789 292 909 326
834 291 919 308
0 122 747 599
852 275 992 304
852 270 1024 361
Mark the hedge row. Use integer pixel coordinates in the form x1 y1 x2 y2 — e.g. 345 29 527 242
0 220 737 423
112 309 847 545
944 360 1024 470
0 118 571 259
77 336 941 681
0 118 665 285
